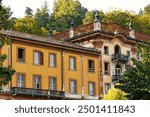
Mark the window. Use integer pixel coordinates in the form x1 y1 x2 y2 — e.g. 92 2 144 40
33 75 41 89
104 62 109 75
70 80 77 94
17 48 25 62
105 83 110 94
49 54 56 67
34 51 43 65
69 57 76 70
17 74 25 88
104 46 109 55
88 60 95 72
115 45 121 55
89 82 95 96
127 51 130 58
49 77 56 90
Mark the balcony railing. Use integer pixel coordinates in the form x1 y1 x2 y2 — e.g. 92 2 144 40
112 75 121 81
11 87 65 99
111 54 129 63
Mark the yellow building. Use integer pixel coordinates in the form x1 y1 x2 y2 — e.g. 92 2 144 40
0 30 100 100
0 14 149 100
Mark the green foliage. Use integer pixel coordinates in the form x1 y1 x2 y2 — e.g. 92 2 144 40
103 88 127 100
83 10 104 24
143 4 150 15
25 7 33 16
13 16 34 33
0 36 15 92
53 0 87 31
116 42 150 100
0 1 12 30
6 0 150 35
133 15 150 34
83 9 150 34
0 0 15 92
13 1 51 36
103 10 133 26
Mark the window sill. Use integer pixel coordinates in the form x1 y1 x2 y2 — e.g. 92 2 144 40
69 69 77 71
88 71 95 73
33 64 43 66
17 61 26 64
49 66 57 69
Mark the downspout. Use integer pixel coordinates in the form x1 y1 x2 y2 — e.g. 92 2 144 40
98 54 101 100
61 49 65 98
8 40 13 92
81 54 84 99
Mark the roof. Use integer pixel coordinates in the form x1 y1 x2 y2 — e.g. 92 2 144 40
52 22 150 42
0 30 100 55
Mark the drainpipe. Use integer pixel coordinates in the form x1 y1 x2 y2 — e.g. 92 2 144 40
61 49 65 93
81 54 84 99
8 40 13 92
98 55 101 100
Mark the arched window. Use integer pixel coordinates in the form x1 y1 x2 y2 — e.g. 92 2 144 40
114 45 121 55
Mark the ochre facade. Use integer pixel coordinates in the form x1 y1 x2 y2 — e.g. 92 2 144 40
0 19 149 100
0 31 100 100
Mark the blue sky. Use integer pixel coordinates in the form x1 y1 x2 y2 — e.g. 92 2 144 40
2 0 150 18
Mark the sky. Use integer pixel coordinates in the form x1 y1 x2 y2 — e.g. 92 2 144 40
2 0 150 18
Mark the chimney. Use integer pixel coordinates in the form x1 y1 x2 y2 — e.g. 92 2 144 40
70 19 74 38
94 10 101 31
129 20 135 38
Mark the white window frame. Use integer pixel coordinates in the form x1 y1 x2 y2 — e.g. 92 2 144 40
34 51 41 65
34 76 41 89
89 82 95 96
70 57 75 70
50 77 56 90
50 54 56 67
70 80 77 94
17 74 24 88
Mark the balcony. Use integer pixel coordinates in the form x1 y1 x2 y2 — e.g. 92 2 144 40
11 87 65 99
111 54 129 63
112 75 121 82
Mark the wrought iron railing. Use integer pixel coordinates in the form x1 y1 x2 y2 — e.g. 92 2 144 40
11 87 65 99
111 54 129 63
112 75 121 81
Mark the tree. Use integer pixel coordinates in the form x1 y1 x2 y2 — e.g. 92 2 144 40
82 10 104 24
13 16 34 33
25 7 33 17
133 14 150 34
0 2 12 30
14 1 51 36
34 1 51 36
116 42 150 100
102 9 150 34
0 0 15 92
103 10 133 26
53 0 87 32
143 4 150 15
103 88 127 100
